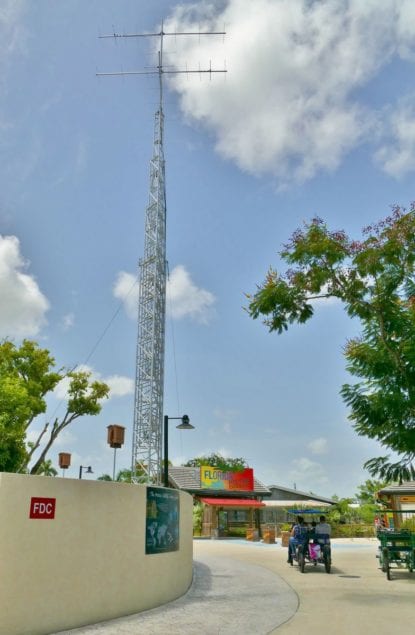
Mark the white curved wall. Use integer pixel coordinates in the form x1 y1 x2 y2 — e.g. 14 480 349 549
0 473 193 635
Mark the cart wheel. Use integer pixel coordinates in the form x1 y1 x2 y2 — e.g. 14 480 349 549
300 550 306 573
382 549 391 580
323 547 331 574
297 546 305 572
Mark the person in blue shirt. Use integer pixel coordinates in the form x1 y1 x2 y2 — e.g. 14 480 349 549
288 516 308 563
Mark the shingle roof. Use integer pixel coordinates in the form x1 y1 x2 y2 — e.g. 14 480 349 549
267 484 335 504
378 481 415 495
168 466 271 496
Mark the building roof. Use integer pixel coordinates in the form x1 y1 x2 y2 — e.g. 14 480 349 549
267 484 335 504
378 481 415 496
262 499 332 509
168 466 271 497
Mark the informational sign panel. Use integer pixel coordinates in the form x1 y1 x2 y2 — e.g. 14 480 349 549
145 487 180 554
200 466 254 491
29 497 56 519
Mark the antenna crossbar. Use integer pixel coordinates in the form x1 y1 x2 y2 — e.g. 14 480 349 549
97 69 226 77
99 31 226 39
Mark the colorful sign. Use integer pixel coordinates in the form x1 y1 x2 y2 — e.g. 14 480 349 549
29 497 56 519
400 495 415 503
145 487 180 554
200 466 254 491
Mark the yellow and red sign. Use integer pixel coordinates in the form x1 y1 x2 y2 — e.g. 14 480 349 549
200 466 254 491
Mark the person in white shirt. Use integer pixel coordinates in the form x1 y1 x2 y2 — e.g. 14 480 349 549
315 515 331 539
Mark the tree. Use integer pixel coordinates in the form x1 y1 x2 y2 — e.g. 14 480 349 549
247 205 415 482
37 459 58 477
0 339 110 474
98 469 133 482
355 479 390 505
184 453 248 471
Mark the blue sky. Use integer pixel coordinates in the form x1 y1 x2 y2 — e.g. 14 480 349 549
1 0 415 497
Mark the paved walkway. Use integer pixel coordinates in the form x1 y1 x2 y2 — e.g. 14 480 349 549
56 542 297 635
56 538 415 635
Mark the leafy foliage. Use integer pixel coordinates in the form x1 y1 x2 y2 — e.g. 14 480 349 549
98 468 133 482
0 339 109 474
247 206 415 482
183 453 248 472
355 478 390 505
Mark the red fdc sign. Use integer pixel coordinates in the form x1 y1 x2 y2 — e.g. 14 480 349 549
29 497 56 519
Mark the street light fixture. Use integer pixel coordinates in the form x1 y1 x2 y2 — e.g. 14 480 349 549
79 465 93 479
164 414 194 488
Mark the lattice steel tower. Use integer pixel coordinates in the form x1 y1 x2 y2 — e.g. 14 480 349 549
133 51 167 485
99 25 225 484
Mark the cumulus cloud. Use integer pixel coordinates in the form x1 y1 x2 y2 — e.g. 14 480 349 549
167 265 216 323
113 265 216 324
163 0 415 183
54 364 134 401
308 437 329 455
0 235 49 338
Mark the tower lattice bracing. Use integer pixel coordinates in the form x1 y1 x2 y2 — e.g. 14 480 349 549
97 25 225 485
132 104 166 484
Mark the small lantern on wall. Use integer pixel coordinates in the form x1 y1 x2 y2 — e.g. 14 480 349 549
107 424 125 448
58 452 71 477
107 424 125 480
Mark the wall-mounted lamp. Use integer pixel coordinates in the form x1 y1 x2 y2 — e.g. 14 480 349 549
107 424 125 480
58 452 71 477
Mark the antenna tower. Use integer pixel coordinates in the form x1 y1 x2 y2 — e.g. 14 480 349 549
98 24 226 484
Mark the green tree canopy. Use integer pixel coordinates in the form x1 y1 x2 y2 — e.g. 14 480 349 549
355 479 390 505
0 339 110 474
98 468 133 482
247 205 415 483
183 453 248 471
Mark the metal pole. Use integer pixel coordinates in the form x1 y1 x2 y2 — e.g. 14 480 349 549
79 466 83 479
113 448 117 481
163 415 169 487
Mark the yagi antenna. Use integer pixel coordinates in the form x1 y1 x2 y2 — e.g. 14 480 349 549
97 23 227 108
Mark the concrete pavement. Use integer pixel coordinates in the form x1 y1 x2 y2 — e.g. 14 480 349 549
55 538 415 635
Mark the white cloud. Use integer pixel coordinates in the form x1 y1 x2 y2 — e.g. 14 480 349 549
375 96 415 177
167 265 216 324
54 364 134 401
163 0 415 184
113 271 138 319
0 235 49 338
113 265 216 324
104 374 134 397
289 457 329 490
308 437 328 455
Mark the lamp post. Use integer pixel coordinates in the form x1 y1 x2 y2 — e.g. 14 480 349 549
163 414 194 488
79 465 93 479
